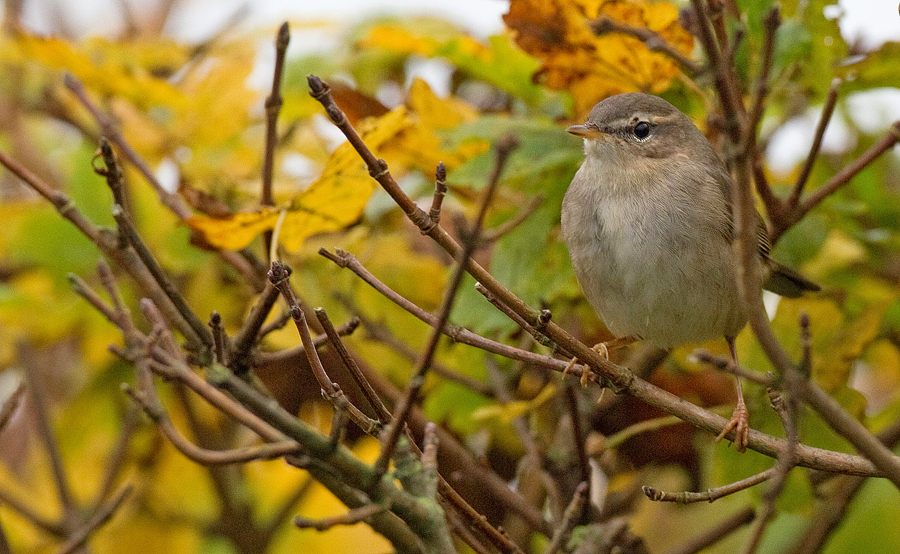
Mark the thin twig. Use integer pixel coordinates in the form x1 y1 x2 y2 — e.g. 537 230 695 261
563 385 591 510
91 405 139 509
426 162 447 231
787 414 900 554
251 316 359 366
479 195 544 243
486 358 542 464
0 380 25 434
54 485 133 554
590 17 702 75
295 503 387 531
742 385 799 554
475 282 557 351
112 203 212 349
63 74 265 290
373 135 518 478
140 300 288 443
662 507 755 554
262 476 315 539
797 378 900 488
64 74 191 219
746 7 781 219
268 262 381 434
20 345 76 517
210 312 227 365
315 308 391 422
786 79 842 210
125 384 299 464
337 296 493 396
688 0 744 143
775 120 900 241
261 22 290 259
231 281 280 370
321 248 587 379
68 273 118 324
544 482 589 554
0 488 65 536
643 468 776 503
261 22 290 208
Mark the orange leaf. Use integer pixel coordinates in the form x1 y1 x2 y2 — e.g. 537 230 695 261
504 0 693 118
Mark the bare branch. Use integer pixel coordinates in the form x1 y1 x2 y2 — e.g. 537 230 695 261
268 262 381 434
315 308 391 422
786 79 842 210
261 22 290 259
663 507 755 554
545 481 589 554
374 134 518 479
54 485 133 554
590 17 702 75
294 503 387 531
643 468 776 504
124 384 300 464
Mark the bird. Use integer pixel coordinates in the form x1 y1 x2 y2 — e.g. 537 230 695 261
561 92 819 452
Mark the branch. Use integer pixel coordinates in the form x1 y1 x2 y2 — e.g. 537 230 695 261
315 308 392 421
295 503 387 531
268 262 381 435
261 22 290 259
339 298 492 396
786 79 842 209
0 380 25 433
662 507 756 554
374 134 517 478
545 481 589 554
112 203 212 349
124 384 300 465
590 17 702 75
774 120 900 242
320 248 586 378
643 468 776 503
54 485 133 554
230 280 280 370
308 74 900 478
63 74 265 290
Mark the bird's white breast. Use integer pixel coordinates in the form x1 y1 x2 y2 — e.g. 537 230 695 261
561 146 746 348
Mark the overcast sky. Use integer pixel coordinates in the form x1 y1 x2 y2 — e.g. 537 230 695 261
13 0 900 47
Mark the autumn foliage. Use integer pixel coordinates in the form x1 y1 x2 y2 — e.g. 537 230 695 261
1 1 900 554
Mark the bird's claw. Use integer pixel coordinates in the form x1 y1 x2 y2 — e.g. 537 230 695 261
591 342 610 359
715 402 750 453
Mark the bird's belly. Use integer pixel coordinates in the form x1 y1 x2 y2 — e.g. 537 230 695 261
570 206 747 348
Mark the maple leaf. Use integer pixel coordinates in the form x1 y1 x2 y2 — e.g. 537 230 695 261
504 0 693 118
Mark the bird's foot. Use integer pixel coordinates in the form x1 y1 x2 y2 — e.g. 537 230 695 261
715 401 750 453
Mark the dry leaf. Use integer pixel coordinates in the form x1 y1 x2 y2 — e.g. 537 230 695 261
504 0 693 118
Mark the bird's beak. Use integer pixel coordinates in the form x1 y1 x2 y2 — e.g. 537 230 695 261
567 124 604 139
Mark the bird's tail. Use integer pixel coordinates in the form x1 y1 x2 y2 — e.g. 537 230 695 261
764 261 821 298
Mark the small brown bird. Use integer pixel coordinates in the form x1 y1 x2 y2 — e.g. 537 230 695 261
562 93 819 451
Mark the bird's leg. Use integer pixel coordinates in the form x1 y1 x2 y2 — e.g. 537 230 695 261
715 337 750 452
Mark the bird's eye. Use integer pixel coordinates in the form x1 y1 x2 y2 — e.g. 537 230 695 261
633 121 651 140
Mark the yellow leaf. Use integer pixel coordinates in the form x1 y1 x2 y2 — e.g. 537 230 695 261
471 384 557 423
409 78 480 130
503 0 693 118
188 91 486 251
4 34 185 108
803 229 867 277
187 208 281 250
